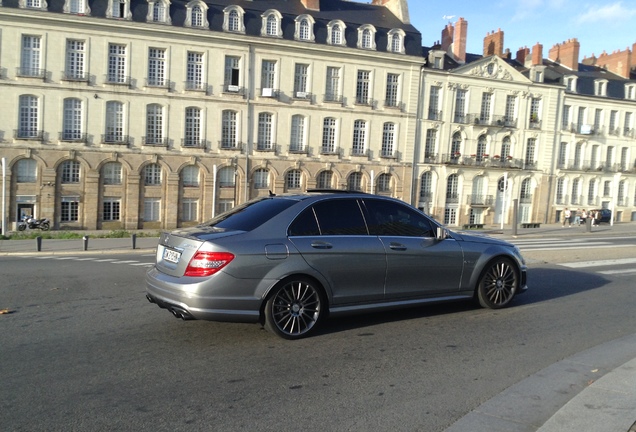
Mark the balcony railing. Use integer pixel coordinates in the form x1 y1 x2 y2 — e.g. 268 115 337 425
427 109 443 121
61 71 90 82
104 74 132 86
59 132 88 143
466 195 494 206
181 138 206 148
324 93 343 103
101 134 130 145
14 129 44 140
184 81 208 92
350 149 370 158
218 140 243 151
255 143 278 153
16 67 46 78
223 84 245 95
142 136 169 147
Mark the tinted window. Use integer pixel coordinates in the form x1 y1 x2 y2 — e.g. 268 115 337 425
288 207 320 236
313 199 368 235
363 199 434 237
201 198 297 231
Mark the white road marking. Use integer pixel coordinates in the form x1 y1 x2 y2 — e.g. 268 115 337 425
560 258 636 268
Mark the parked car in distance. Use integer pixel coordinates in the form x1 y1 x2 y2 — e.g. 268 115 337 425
590 209 612 224
146 191 528 339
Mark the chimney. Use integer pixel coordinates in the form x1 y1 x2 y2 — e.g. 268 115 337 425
300 0 320 11
371 0 411 24
452 17 467 63
483 29 504 58
549 39 580 71
596 48 631 78
516 47 530 65
531 43 543 66
441 22 454 52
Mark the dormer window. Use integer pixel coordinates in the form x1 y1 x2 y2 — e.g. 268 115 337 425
107 0 130 19
531 65 545 83
564 75 577 92
64 0 90 15
387 29 405 54
294 15 315 42
223 6 245 33
185 1 209 28
147 0 171 24
20 0 48 10
261 9 283 37
626 84 636 100
428 50 445 70
357 25 376 50
594 79 608 96
327 20 346 46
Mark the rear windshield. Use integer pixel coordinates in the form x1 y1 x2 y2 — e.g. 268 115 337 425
199 198 298 232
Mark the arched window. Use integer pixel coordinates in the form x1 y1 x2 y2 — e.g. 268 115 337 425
501 136 511 159
223 6 245 33
61 160 81 183
476 135 487 161
181 165 200 187
348 172 363 191
317 171 333 189
451 132 462 159
147 0 171 24
520 178 532 200
261 10 282 37
446 174 459 200
377 173 391 193
295 15 315 42
186 1 209 28
107 0 130 19
387 29 405 54
144 163 162 185
102 162 122 185
286 170 302 190
65 0 90 15
357 25 376 50
253 168 270 189
328 21 346 46
381 123 396 157
16 159 37 183
217 166 236 188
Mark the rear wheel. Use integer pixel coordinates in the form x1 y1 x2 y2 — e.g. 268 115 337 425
264 277 324 340
477 258 518 309
40 222 50 231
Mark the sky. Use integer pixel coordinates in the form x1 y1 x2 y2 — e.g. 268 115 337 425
407 0 636 60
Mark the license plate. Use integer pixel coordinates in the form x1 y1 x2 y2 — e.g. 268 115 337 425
163 247 181 264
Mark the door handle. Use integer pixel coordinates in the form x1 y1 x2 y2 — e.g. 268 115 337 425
310 241 333 249
389 243 407 251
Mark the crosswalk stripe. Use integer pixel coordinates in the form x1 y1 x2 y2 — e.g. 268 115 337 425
110 260 138 264
560 257 636 268
520 243 636 252
598 269 636 275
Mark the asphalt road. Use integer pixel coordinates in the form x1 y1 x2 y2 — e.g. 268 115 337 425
1 238 636 432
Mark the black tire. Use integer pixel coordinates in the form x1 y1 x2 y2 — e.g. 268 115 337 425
476 258 518 309
264 277 324 340
40 222 50 231
17 224 26 231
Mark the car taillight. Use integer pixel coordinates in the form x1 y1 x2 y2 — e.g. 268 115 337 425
184 252 235 277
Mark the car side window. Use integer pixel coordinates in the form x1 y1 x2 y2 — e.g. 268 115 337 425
313 199 369 235
363 199 435 237
288 207 320 236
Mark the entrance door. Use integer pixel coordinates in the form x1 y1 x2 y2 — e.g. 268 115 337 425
17 204 34 222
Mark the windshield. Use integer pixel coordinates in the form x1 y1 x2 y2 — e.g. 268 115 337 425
199 197 298 232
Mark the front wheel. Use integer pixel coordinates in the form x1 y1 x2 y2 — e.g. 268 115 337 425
476 258 518 309
17 223 26 231
264 277 324 340
40 222 50 231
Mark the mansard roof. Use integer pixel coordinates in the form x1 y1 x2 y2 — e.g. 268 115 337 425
542 59 635 99
2 0 422 56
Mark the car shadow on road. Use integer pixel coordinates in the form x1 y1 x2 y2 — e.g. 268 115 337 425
314 267 610 337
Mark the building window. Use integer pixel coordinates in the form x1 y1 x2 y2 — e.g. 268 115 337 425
217 199 235 215
61 161 80 183
327 21 346 46
185 1 208 28
356 70 371 105
348 172 363 191
261 60 277 93
357 25 376 50
145 104 164 145
144 163 162 185
20 35 42 77
105 101 125 143
16 159 37 183
571 178 580 205
102 162 122 185
262 10 282 37
381 123 396 157
293 63 309 97
451 132 462 158
556 177 565 204
505 95 516 124
223 6 245 33
64 40 86 80
144 198 161 221
186 52 204 90
221 110 238 148
21 0 47 9
377 174 391 193
108 0 130 19
65 0 90 14
224 56 241 90
295 15 315 42
148 0 171 24
147 48 167 87
427 85 440 119
387 29 405 54
181 165 199 187
530 98 541 126
253 169 270 189
317 171 333 189
325 67 341 102
184 107 202 147
500 136 511 160
420 172 432 200
454 89 467 123
290 115 306 152
286 170 302 190
424 129 437 161
352 120 367 155
181 199 198 222
217 167 235 188
61 198 80 222
18 95 39 139
62 98 83 141
257 113 274 151
107 43 127 84
385 73 400 108
322 118 338 153
103 198 121 221
480 93 492 123
595 80 607 96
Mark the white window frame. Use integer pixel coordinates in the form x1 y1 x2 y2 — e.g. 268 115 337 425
64 0 90 14
257 112 274 151
325 66 341 102
146 0 172 24
103 198 121 221
322 117 338 154
261 60 277 93
20 0 48 10
62 98 83 141
144 163 162 185
377 173 391 193
20 35 42 77
385 73 400 108
286 170 302 190
317 171 333 189
290 115 307 152
185 1 209 28
184 107 202 147
357 25 376 50
261 9 283 37
145 104 165 145
253 169 270 189
181 165 200 187
186 51 205 91
181 198 198 222
352 119 367 155
356 70 371 105
61 160 80 183
217 167 236 188
107 43 128 84
381 122 396 158
17 159 37 183
143 198 161 222
294 15 315 42
102 162 122 185
327 20 346 46
107 0 131 19
387 29 405 54
64 39 86 81
61 197 80 222
105 101 125 143
18 95 40 139
293 63 309 97
223 6 245 33
147 47 167 87
221 110 238 148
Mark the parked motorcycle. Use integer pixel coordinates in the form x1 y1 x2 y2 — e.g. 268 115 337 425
17 215 51 231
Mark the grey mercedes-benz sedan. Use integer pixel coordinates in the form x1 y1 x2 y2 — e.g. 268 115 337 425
146 191 528 339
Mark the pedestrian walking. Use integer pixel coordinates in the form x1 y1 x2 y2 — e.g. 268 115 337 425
562 208 571 227
581 209 587 226
574 208 581 226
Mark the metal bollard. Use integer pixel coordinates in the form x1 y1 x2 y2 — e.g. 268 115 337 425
36 236 42 252
82 235 89 251
132 233 137 250
586 218 592 233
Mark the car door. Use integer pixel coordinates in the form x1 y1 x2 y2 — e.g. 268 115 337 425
288 198 386 305
362 198 464 299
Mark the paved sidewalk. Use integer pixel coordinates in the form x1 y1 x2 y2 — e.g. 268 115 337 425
0 235 159 255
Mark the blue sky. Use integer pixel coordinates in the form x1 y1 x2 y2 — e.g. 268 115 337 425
408 0 636 60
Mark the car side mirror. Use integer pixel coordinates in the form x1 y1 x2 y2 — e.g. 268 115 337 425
436 227 448 240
